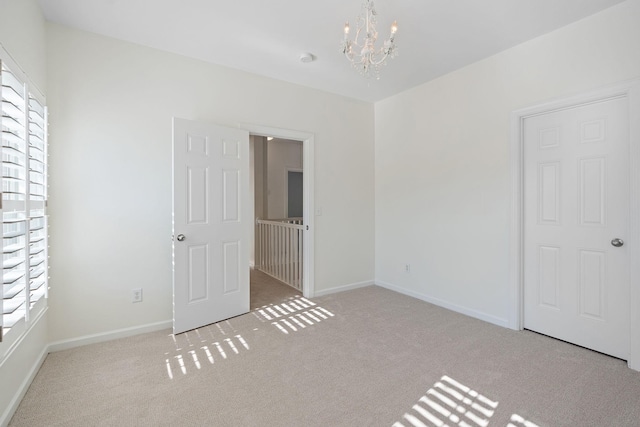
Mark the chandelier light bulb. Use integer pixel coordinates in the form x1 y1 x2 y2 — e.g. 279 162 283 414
344 22 350 35
391 20 398 35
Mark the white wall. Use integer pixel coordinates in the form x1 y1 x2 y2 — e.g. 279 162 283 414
46 23 375 342
0 0 47 92
0 0 48 424
374 0 640 326
266 138 303 219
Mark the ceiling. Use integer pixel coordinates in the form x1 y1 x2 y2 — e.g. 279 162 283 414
37 0 626 103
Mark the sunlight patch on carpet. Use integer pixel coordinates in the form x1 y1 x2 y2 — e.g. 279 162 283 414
251 295 335 334
507 413 540 427
164 325 250 379
393 375 499 427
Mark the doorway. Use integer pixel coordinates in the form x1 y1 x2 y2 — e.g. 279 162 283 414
244 124 315 303
509 81 640 370
250 136 304 308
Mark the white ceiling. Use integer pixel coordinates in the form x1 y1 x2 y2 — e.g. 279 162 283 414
37 0 626 102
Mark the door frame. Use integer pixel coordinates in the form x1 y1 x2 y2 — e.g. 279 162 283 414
508 80 640 370
241 123 315 298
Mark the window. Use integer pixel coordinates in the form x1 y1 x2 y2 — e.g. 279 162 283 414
0 57 48 344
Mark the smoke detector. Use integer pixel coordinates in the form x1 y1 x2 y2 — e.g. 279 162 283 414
299 52 315 63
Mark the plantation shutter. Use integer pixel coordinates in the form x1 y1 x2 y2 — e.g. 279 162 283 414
0 60 48 342
28 95 47 312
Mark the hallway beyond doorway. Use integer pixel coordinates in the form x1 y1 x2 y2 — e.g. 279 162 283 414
250 269 301 310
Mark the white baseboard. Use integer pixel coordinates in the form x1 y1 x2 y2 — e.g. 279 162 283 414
1 319 172 426
48 320 172 353
375 280 509 328
1 308 48 427
313 280 374 297
0 345 48 427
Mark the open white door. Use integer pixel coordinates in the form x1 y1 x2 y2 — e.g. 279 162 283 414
172 118 250 334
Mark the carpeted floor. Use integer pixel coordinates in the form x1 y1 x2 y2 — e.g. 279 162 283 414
9 279 640 426
250 269 301 310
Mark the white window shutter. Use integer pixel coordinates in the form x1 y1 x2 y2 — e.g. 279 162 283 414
1 60 48 343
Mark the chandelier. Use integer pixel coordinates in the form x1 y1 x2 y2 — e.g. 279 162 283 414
340 0 398 79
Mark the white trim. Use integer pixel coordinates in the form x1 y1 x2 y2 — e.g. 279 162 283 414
508 103 525 331
0 307 48 427
0 42 45 103
313 280 374 297
509 79 640 370
0 344 48 427
240 123 315 298
0 304 49 369
48 320 172 353
1 318 172 426
376 280 510 328
628 82 640 371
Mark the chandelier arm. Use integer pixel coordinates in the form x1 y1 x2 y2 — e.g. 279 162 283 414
352 16 365 48
369 53 389 66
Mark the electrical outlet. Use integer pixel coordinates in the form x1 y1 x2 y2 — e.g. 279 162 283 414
405 264 411 273
132 288 143 303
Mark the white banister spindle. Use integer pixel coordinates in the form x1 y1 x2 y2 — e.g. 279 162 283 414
260 222 264 269
298 228 303 289
262 223 266 273
282 226 287 284
270 225 275 277
255 218 304 290
280 226 285 281
275 224 280 280
287 228 293 283
267 224 271 274
290 228 294 287
259 223 263 269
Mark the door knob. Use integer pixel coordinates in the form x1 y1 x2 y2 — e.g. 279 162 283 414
176 234 185 242
611 238 624 247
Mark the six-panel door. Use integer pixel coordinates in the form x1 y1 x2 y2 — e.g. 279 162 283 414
173 118 250 335
524 97 630 359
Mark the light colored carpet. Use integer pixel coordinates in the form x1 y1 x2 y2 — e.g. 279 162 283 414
9 284 640 426
250 269 301 310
